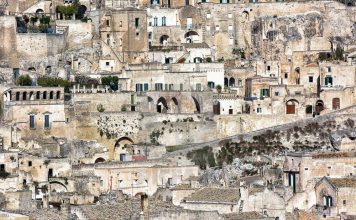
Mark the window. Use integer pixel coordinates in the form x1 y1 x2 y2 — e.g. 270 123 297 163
44 114 50 129
106 62 110 66
0 164 5 171
285 73 288 79
155 83 163 91
185 0 189 5
343 200 346 205
257 107 262 113
187 17 192 28
106 20 110 26
229 109 233 114
274 91 280 96
169 84 174 91
208 81 215 88
228 25 233 31
144 83 149 91
308 76 313 83
28 161 32 167
325 76 333 86
196 83 202 91
153 17 158 26
180 84 183 91
206 13 211 19
167 178 173 186
148 32 152 39
135 84 143 92
135 18 140 28
162 16 166 26
215 25 220 31
229 38 234 45
306 105 313 114
260 89 269 97
304 167 308 170
267 66 271 71
30 115 35 129
100 180 103 186
327 67 331 72
228 13 232 18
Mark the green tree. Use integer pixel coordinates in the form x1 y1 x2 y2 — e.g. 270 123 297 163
335 45 344 61
17 75 32 86
101 76 119 91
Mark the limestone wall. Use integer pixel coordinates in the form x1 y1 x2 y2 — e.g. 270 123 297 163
16 33 66 61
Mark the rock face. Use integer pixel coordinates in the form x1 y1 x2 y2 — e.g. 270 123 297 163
200 158 255 186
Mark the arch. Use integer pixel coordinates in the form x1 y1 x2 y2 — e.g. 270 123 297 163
315 100 324 114
332 98 340 110
35 9 44 16
192 96 201 113
43 91 47 99
29 91 34 100
36 91 41 100
184 31 199 43
159 35 169 45
229 77 235 87
56 91 61 99
157 97 168 113
224 77 228 87
23 92 27 101
49 91 54 99
168 97 179 113
115 137 134 149
49 181 67 192
94 157 105 163
286 99 299 114
16 92 20 101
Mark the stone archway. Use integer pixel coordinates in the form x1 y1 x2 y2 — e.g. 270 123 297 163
114 137 134 161
157 97 168 113
286 99 299 114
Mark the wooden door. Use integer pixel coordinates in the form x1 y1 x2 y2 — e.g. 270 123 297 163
286 104 295 114
332 98 340 110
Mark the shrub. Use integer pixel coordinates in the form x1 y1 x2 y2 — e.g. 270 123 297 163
97 104 105 112
101 76 119 91
216 85 222 93
17 75 32 86
37 76 71 92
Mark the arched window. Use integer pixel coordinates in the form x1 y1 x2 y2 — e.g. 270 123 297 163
56 91 60 99
36 91 41 100
43 91 47 100
49 91 54 99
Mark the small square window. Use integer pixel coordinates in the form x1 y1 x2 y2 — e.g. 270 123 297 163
304 168 308 170
274 91 279 96
257 107 262 113
106 62 110 66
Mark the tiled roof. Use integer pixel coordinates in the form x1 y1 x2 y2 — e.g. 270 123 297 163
224 211 265 220
329 178 356 188
182 43 210 49
184 188 240 203
312 151 356 159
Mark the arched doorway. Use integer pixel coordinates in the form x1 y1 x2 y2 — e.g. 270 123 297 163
229 77 235 87
94 158 105 163
184 31 199 43
224 77 228 87
115 137 134 161
332 98 340 110
160 35 169 45
315 100 324 115
157 97 168 113
286 99 299 114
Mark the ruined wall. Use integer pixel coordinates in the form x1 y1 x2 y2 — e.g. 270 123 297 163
56 20 93 49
